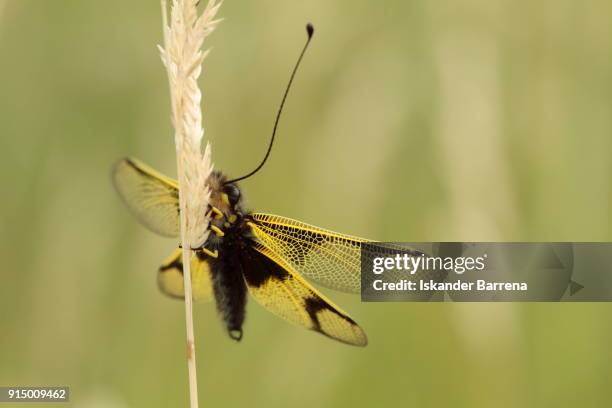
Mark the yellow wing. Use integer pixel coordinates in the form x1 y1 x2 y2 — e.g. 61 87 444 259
158 248 213 301
241 242 367 346
112 157 180 237
248 213 425 293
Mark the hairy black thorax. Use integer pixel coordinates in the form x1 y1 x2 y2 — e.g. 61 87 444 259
203 171 253 341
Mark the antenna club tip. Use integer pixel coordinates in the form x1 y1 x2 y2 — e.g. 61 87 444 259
306 23 314 38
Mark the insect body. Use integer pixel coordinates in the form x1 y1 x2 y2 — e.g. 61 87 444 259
113 158 371 345
113 24 424 346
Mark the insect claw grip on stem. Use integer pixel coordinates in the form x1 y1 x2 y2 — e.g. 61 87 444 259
208 206 224 219
202 248 218 258
210 225 225 237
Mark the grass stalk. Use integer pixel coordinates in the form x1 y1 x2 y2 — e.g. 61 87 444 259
159 1 221 406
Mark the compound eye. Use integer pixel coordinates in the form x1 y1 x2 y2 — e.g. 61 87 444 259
224 184 241 205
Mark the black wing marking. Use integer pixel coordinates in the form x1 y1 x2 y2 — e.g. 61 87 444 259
158 248 213 301
241 242 367 346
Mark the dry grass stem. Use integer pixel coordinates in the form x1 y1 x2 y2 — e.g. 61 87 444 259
159 1 221 407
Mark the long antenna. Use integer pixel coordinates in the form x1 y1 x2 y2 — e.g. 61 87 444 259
225 23 315 184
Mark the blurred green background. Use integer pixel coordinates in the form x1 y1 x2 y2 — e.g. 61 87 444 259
1 0 612 406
